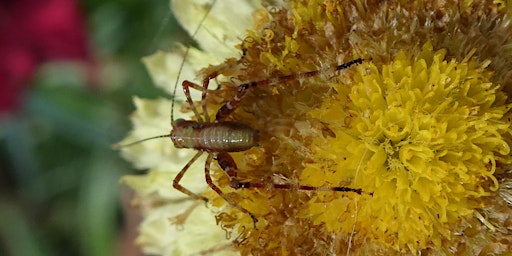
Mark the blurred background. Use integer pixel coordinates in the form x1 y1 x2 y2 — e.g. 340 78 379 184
0 0 193 255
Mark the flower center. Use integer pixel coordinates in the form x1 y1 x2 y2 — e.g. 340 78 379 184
302 42 511 251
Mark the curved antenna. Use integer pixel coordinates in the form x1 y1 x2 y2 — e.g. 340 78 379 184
112 134 171 150
170 0 218 125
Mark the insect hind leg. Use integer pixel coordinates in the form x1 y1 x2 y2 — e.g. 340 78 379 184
205 153 259 227
213 151 369 228
216 152 367 195
231 178 367 195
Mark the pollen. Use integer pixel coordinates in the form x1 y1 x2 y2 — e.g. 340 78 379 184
302 42 512 252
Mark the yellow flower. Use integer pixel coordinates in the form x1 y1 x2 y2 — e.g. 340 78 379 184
303 42 510 252
119 0 512 255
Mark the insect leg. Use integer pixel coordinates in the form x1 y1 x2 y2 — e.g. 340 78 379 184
182 80 207 91
231 179 366 195
182 80 205 122
173 151 209 202
200 72 220 123
181 71 220 123
215 81 252 121
216 151 239 180
217 150 367 195
215 58 365 121
205 153 258 227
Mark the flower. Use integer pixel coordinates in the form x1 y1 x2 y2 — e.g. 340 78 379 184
120 0 512 255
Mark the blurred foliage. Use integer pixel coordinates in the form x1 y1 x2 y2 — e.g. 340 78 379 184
0 0 193 255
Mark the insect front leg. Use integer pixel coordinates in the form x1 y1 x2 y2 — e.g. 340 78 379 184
181 71 221 123
199 72 219 123
172 151 209 202
182 80 206 122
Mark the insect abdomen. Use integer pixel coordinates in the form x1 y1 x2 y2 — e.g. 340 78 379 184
171 119 257 152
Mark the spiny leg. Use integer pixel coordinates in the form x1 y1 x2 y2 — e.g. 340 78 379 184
182 58 245 123
226 172 367 195
182 80 205 122
181 72 221 123
215 151 369 214
199 56 251 123
233 182 368 195
200 72 219 123
181 75 217 123
215 58 365 121
183 80 210 91
204 153 258 227
216 151 239 184
173 151 209 202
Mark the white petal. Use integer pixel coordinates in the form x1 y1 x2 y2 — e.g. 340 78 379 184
142 48 220 100
137 200 238 256
171 0 260 58
143 0 261 112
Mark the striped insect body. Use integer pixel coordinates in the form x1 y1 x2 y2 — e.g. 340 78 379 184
170 119 258 152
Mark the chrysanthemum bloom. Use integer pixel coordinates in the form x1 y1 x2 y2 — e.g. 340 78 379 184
120 0 512 255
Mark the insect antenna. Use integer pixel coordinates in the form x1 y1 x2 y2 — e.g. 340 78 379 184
112 134 170 149
170 0 218 125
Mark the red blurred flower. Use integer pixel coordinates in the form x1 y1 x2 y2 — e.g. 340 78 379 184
0 0 90 113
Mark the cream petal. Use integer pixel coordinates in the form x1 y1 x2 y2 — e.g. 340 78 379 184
142 48 222 100
143 0 261 115
172 205 239 255
171 0 259 58
136 200 234 255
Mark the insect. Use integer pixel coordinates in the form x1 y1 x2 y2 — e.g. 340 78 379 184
116 0 368 227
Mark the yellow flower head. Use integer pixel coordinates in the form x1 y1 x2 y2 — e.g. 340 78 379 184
303 42 510 252
119 0 512 255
